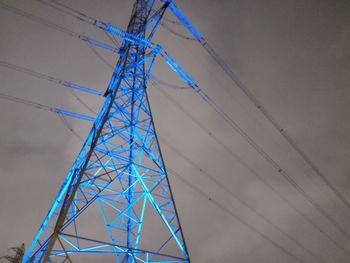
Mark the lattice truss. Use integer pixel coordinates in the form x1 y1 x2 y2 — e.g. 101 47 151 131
25 0 190 262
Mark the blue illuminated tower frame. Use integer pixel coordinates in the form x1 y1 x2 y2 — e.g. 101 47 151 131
24 1 190 262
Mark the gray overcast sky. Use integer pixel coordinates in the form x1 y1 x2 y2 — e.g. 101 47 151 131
1 0 350 262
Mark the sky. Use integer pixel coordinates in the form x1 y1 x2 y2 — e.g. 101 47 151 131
0 0 350 262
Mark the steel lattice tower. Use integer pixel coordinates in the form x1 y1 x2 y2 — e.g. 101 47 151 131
24 1 190 262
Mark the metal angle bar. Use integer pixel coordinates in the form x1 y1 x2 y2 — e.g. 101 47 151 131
53 108 95 122
58 233 187 261
131 165 185 255
160 0 203 41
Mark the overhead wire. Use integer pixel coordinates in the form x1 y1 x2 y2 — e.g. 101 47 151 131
0 1 119 57
0 60 102 96
4 0 350 258
156 27 350 242
0 1 77 37
0 42 325 262
156 50 350 243
162 17 181 25
0 60 66 87
160 21 195 41
82 40 190 91
36 0 100 26
0 92 59 112
58 113 84 141
155 9 350 239
165 0 350 220
84 43 116 70
1 40 346 258
191 76 350 241
153 1 350 243
0 91 91 143
159 135 325 262
150 75 190 90
69 90 97 115
0 91 94 123
0 91 305 263
15 1 213 99
104 31 121 48
2 52 347 258
166 166 303 263
154 84 350 257
36 0 92 22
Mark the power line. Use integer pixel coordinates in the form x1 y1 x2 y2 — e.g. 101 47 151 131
2 12 348 256
160 135 325 262
154 84 350 257
0 92 94 122
173 0 350 221
58 113 84 141
2 53 348 258
0 60 102 96
4 0 349 259
0 1 77 37
69 90 97 115
85 42 116 70
166 166 303 263
32 1 349 225
84 41 190 91
104 30 121 48
162 17 181 25
153 1 350 242
2 52 346 258
150 75 190 90
0 90 305 262
169 67 350 242
0 1 119 55
161 21 195 41
0 64 343 262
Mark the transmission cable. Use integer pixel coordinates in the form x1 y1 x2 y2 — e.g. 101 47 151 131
0 2 119 55
156 0 350 233
0 81 344 262
172 69 350 241
3 54 349 254
162 16 181 25
69 90 97 115
160 135 326 262
154 84 350 257
0 92 59 113
7 0 350 251
2 56 345 258
58 113 84 141
166 166 303 263
0 1 77 37
0 60 102 96
104 31 121 48
0 91 304 263
168 1 350 219
0 92 94 122
0 0 190 94
83 42 190 91
3 2 349 246
84 43 116 70
160 21 195 41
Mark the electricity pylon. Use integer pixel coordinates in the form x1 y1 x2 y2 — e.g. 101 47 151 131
0 244 25 263
24 1 190 262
